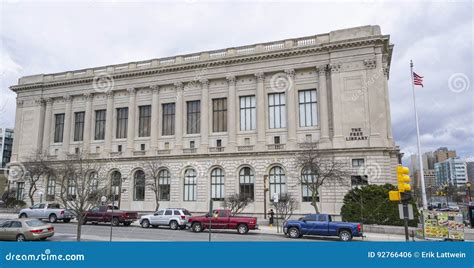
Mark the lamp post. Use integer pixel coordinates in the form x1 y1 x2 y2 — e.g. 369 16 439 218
263 175 269 220
467 182 472 203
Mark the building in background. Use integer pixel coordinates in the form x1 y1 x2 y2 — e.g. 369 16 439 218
0 128 14 168
434 147 457 163
466 161 474 183
434 157 467 187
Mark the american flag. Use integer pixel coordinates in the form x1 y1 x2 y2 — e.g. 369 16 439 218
413 72 424 87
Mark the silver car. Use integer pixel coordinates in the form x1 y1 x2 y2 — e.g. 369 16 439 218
0 219 54 241
19 203 74 223
140 208 191 230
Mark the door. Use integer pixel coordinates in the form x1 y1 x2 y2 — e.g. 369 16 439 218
311 214 330 235
29 204 43 217
150 210 164 225
8 221 22 240
162 210 173 225
87 207 101 221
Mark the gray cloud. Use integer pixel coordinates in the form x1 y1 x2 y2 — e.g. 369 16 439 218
1 0 472 159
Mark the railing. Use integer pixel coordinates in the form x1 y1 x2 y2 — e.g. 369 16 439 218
133 151 146 156
156 149 171 155
184 55 201 62
237 145 254 152
208 147 225 153
183 148 197 154
267 144 286 150
264 42 284 51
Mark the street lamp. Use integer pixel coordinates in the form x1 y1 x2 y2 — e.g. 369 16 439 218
467 182 472 203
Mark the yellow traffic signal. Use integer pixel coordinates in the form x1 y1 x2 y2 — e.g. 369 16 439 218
389 190 400 201
397 165 411 192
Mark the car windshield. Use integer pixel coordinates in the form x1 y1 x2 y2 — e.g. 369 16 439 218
25 219 46 227
182 210 191 216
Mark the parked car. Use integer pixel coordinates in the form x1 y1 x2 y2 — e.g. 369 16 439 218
0 219 54 241
139 208 192 230
187 209 258 234
82 205 139 226
283 214 362 241
18 203 74 223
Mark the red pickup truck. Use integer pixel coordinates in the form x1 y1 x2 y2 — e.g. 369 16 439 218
83 205 139 226
187 209 258 234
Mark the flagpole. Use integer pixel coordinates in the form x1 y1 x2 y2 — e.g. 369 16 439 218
410 60 428 210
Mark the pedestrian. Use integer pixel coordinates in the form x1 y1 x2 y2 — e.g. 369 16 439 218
269 209 274 227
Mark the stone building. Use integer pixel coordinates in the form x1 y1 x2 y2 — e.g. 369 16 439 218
9 25 399 216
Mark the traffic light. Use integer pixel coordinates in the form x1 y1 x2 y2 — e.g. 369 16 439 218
389 190 400 201
397 165 411 192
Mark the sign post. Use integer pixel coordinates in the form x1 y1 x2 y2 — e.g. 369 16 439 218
273 193 279 233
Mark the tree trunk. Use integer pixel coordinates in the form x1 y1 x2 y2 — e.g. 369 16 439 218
76 216 82 241
155 191 160 211
312 188 320 213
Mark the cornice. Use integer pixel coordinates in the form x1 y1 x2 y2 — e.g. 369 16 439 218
10 36 390 92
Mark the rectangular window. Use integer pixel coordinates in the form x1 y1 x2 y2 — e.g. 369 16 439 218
190 140 195 149
67 178 77 200
187 101 200 134
162 103 175 136
158 170 170 201
274 136 280 144
73 112 85 141
240 95 256 131
94 110 106 140
46 177 56 201
212 98 227 132
299 89 318 127
16 182 25 200
54 114 65 143
268 93 286 129
140 144 145 151
352 159 365 167
117 145 122 152
138 105 151 137
116 108 128 139
216 139 222 147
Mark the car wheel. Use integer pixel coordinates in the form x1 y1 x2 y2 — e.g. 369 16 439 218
192 222 202 232
16 234 26 242
141 219 150 228
237 224 249 234
111 217 120 226
339 230 352 241
19 213 27 218
288 227 300 238
169 220 178 230
63 219 71 223
49 214 58 223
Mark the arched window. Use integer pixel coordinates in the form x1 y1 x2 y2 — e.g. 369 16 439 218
110 171 121 202
239 167 254 200
269 166 286 198
211 168 225 201
134 170 146 201
184 169 197 201
90 172 99 193
301 168 318 202
158 169 170 201
46 176 56 201
67 176 77 200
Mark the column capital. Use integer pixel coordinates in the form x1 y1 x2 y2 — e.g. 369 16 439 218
284 69 295 79
199 79 209 88
363 59 377 69
83 93 93 101
174 81 184 90
16 99 24 107
127 87 136 95
44 98 53 104
63 95 72 102
255 72 265 82
329 63 341 73
226 75 236 86
316 64 328 75
35 98 45 105
150 85 160 94
106 90 114 99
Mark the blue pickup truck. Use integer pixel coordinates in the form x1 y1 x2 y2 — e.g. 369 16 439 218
283 214 362 241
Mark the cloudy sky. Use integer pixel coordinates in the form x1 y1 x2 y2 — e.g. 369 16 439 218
0 0 472 162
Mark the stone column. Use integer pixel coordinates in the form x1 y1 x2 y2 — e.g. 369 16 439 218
35 98 46 154
285 69 297 148
42 98 53 153
200 79 209 153
317 65 330 145
62 95 72 156
329 63 344 148
174 82 184 151
255 72 266 150
383 66 394 146
150 85 160 153
83 93 93 154
104 91 114 155
227 75 237 151
365 56 384 147
11 100 23 161
126 87 136 155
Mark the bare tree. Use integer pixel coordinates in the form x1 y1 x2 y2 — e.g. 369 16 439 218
272 193 298 221
55 154 106 241
22 150 53 205
223 193 252 216
144 160 164 211
294 143 349 213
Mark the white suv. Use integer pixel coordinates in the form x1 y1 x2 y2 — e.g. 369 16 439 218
139 208 192 230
